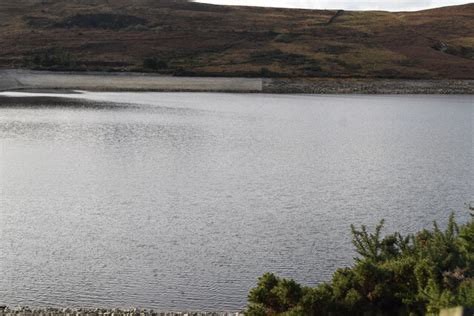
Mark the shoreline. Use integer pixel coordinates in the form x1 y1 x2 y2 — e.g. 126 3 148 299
1 69 473 94
0 307 244 316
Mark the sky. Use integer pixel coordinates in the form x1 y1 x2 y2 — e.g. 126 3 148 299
194 0 470 11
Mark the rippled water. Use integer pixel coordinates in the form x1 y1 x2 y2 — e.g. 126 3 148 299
0 93 472 311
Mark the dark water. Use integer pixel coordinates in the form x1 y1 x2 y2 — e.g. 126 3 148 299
0 92 472 311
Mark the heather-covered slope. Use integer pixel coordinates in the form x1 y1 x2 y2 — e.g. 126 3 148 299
0 0 473 79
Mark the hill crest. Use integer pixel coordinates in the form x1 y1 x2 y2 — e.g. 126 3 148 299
0 1 473 79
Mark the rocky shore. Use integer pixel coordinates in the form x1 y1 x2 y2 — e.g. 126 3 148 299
1 69 473 94
264 78 474 94
0 307 243 316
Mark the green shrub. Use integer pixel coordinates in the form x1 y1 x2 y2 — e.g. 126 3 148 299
248 273 304 315
26 48 77 69
247 211 474 315
143 57 168 70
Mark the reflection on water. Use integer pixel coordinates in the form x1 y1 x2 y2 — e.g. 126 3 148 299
0 93 472 311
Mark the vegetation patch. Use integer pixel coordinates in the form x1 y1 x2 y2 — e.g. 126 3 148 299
23 48 78 70
171 67 278 78
250 50 311 65
397 59 421 68
301 64 332 77
24 16 54 28
56 14 147 30
326 57 362 71
432 42 474 60
274 33 299 43
260 67 286 78
143 57 169 71
248 210 474 315
318 45 352 55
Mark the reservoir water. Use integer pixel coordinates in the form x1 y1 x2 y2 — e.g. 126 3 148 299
0 93 472 311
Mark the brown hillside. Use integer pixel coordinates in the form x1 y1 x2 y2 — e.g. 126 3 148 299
0 0 473 79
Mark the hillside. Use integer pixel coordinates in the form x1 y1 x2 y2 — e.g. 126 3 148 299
0 0 473 79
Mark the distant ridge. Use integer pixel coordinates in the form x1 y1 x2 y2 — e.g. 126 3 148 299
0 0 189 5
0 1 473 79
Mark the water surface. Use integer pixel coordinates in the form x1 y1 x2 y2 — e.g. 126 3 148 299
0 93 472 311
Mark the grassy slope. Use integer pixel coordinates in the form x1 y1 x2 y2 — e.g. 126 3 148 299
0 0 473 79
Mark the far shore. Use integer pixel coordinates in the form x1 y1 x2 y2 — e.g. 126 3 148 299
1 69 473 94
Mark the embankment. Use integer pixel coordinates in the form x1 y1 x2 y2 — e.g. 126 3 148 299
1 69 473 94
0 70 263 93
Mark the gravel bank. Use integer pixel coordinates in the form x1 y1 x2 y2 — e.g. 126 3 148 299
0 307 243 316
264 78 474 94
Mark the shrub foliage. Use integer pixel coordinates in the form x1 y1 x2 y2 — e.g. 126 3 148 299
247 210 474 315
143 57 168 71
25 48 77 69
